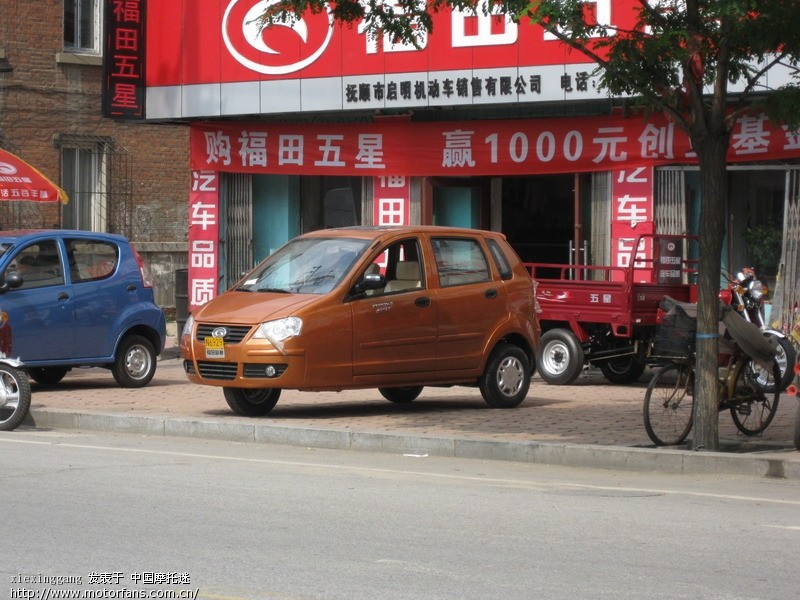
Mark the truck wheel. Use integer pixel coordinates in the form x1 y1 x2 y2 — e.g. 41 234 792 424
599 357 646 384
223 387 281 416
479 342 531 408
539 329 584 385
379 386 423 403
112 335 157 388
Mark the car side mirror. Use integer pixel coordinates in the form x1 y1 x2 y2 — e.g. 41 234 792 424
0 271 23 293
352 272 386 297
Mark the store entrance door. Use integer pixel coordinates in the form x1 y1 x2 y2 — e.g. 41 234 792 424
501 174 577 265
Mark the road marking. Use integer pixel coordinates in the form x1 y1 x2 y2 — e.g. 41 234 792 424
3 434 800 507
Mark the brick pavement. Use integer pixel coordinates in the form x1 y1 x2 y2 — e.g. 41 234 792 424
26 351 799 456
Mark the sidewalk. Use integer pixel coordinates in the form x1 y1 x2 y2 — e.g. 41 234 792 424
22 328 800 480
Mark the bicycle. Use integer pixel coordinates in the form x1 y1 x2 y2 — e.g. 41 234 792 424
643 298 781 447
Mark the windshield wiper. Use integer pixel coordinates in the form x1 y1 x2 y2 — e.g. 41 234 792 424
257 287 290 294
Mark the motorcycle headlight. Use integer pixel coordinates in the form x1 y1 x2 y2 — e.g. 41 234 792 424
252 316 303 351
747 279 765 301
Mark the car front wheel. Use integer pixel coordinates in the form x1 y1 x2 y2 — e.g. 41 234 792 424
27 367 69 386
223 387 281 416
379 386 423 403
479 343 531 408
112 335 157 388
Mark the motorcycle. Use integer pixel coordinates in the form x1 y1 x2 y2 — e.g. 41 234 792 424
0 271 32 431
720 267 797 392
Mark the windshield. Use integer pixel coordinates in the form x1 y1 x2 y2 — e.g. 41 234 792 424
238 236 370 294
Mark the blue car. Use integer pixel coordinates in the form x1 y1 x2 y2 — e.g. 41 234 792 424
0 230 166 387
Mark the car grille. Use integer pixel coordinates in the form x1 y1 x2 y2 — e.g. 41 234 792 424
196 361 238 380
195 324 252 344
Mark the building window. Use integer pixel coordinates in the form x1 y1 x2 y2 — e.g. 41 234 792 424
64 0 101 54
61 143 108 232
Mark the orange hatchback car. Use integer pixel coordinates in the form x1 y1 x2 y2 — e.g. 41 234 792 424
180 226 541 415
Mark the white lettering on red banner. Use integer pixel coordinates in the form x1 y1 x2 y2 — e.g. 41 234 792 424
190 114 800 177
188 170 220 309
373 175 410 227
611 166 654 283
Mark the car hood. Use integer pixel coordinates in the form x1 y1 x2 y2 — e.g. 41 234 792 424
193 291 319 324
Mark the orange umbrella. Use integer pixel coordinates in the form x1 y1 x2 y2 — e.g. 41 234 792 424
0 148 69 203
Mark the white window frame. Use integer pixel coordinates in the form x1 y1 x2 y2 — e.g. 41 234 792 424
64 0 102 54
61 142 108 232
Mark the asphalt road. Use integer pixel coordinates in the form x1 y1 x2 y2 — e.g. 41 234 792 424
2 430 799 600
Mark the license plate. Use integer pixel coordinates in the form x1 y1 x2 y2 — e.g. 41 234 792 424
205 336 225 358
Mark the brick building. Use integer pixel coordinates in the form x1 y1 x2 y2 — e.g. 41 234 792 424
0 0 188 311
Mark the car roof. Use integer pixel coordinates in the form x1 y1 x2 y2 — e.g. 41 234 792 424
0 229 129 244
299 225 505 242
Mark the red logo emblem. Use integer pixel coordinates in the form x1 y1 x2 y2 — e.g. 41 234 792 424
222 0 334 75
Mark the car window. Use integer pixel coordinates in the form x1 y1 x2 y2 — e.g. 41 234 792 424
67 239 119 283
487 239 513 279
6 240 65 289
241 236 370 294
356 238 425 297
432 237 491 287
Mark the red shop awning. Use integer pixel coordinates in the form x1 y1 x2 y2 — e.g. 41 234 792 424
0 148 69 203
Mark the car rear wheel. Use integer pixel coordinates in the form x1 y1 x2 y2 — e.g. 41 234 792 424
112 335 157 388
379 386 423 403
223 387 281 416
27 367 69 386
479 342 531 408
539 329 585 385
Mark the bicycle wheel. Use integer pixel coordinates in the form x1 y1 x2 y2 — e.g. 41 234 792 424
643 362 694 446
729 361 780 436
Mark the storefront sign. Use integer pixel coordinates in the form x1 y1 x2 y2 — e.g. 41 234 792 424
103 0 146 119
190 113 800 177
188 171 220 309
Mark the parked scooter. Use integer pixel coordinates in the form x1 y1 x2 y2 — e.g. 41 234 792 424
720 267 797 392
0 271 32 431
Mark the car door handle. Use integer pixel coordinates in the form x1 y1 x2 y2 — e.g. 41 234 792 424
127 284 137 292
57 292 69 301
485 289 498 299
415 297 431 307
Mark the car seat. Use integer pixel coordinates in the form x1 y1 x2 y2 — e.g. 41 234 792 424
384 261 421 293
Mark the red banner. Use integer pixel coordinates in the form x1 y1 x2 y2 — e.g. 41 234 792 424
188 171 220 310
190 113 800 177
0 149 69 203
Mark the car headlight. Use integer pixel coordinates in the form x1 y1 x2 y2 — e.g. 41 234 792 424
252 317 303 351
748 279 765 301
181 314 194 338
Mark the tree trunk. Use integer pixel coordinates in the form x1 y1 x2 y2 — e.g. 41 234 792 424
691 133 729 451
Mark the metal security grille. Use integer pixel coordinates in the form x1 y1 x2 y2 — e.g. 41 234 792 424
655 169 687 235
222 173 253 290
771 168 800 335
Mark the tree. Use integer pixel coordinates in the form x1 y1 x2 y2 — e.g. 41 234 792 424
262 0 800 450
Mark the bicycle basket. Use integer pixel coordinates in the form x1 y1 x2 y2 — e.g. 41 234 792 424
654 303 697 357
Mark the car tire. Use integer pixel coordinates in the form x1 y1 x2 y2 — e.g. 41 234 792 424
223 387 281 416
112 335 157 388
0 364 32 431
379 386 423 403
538 329 585 385
479 342 531 408
27 367 69 386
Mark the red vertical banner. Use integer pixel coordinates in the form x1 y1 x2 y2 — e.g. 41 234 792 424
610 166 655 283
373 176 410 226
188 170 220 310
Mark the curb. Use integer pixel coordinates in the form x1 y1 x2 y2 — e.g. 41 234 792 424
27 408 800 481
